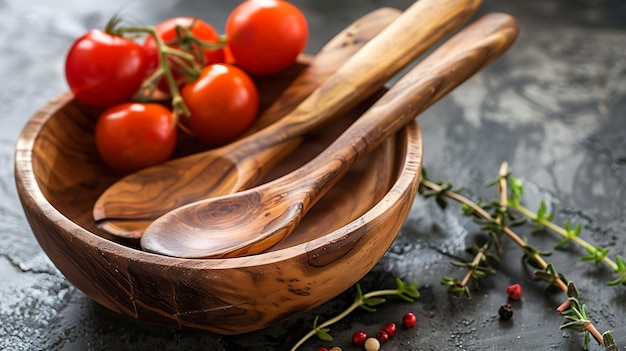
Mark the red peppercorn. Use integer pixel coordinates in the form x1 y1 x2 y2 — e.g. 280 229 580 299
403 312 417 328
376 330 389 344
352 331 367 346
380 322 397 337
317 348 328 351
506 283 523 301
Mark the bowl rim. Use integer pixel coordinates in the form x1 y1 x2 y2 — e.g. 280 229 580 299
14 92 423 270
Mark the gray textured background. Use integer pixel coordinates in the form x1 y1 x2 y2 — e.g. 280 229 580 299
1 0 625 350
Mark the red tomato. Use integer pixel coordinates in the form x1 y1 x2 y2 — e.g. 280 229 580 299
226 0 308 75
144 17 225 91
95 103 177 173
181 63 259 145
65 30 148 108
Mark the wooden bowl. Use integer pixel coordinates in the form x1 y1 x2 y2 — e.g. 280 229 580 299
14 61 423 334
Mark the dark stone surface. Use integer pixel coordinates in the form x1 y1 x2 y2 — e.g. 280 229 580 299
1 0 625 350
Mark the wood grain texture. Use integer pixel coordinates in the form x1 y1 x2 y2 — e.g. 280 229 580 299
140 12 520 259
93 0 481 239
14 55 423 335
93 7 403 239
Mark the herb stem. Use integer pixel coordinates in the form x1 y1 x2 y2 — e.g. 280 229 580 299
585 322 603 345
459 243 488 287
497 162 509 215
511 203 618 272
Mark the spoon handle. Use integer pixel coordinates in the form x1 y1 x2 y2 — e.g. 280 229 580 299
295 13 520 198
142 13 520 259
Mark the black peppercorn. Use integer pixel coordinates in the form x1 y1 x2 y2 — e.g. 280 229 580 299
499 303 513 320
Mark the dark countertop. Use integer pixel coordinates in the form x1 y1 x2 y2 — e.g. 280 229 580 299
1 0 625 350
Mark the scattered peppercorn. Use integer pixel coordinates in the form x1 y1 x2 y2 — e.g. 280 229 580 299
376 330 389 344
506 283 522 301
381 322 397 337
364 337 381 351
352 331 367 346
499 303 514 320
403 312 417 328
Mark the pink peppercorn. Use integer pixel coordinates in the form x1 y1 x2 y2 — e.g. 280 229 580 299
506 283 523 301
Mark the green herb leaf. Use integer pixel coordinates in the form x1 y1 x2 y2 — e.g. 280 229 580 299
581 245 609 263
364 297 386 307
316 327 333 342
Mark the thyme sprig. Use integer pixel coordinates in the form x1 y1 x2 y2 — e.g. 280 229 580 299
419 162 620 348
290 278 420 351
504 173 626 286
420 164 565 296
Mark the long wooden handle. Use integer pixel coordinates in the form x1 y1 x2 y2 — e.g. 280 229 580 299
291 12 520 211
228 0 482 159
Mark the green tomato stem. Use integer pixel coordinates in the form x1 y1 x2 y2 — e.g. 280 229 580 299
114 25 191 118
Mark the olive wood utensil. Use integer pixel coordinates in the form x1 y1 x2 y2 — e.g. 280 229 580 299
140 12 521 258
93 8 401 240
93 0 482 239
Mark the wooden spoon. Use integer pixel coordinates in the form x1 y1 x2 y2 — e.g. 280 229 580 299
140 12 520 258
93 0 482 239
92 8 401 240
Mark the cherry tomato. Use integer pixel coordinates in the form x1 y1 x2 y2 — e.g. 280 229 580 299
226 0 308 75
65 30 148 108
95 103 177 173
144 17 225 91
223 45 237 65
181 63 259 145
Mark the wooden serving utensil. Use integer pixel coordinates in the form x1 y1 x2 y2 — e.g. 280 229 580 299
141 12 521 258
93 0 482 239
93 8 402 240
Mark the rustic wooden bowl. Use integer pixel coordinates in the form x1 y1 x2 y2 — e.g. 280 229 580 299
14 60 423 334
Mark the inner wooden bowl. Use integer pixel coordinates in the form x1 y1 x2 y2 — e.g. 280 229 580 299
14 60 423 334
